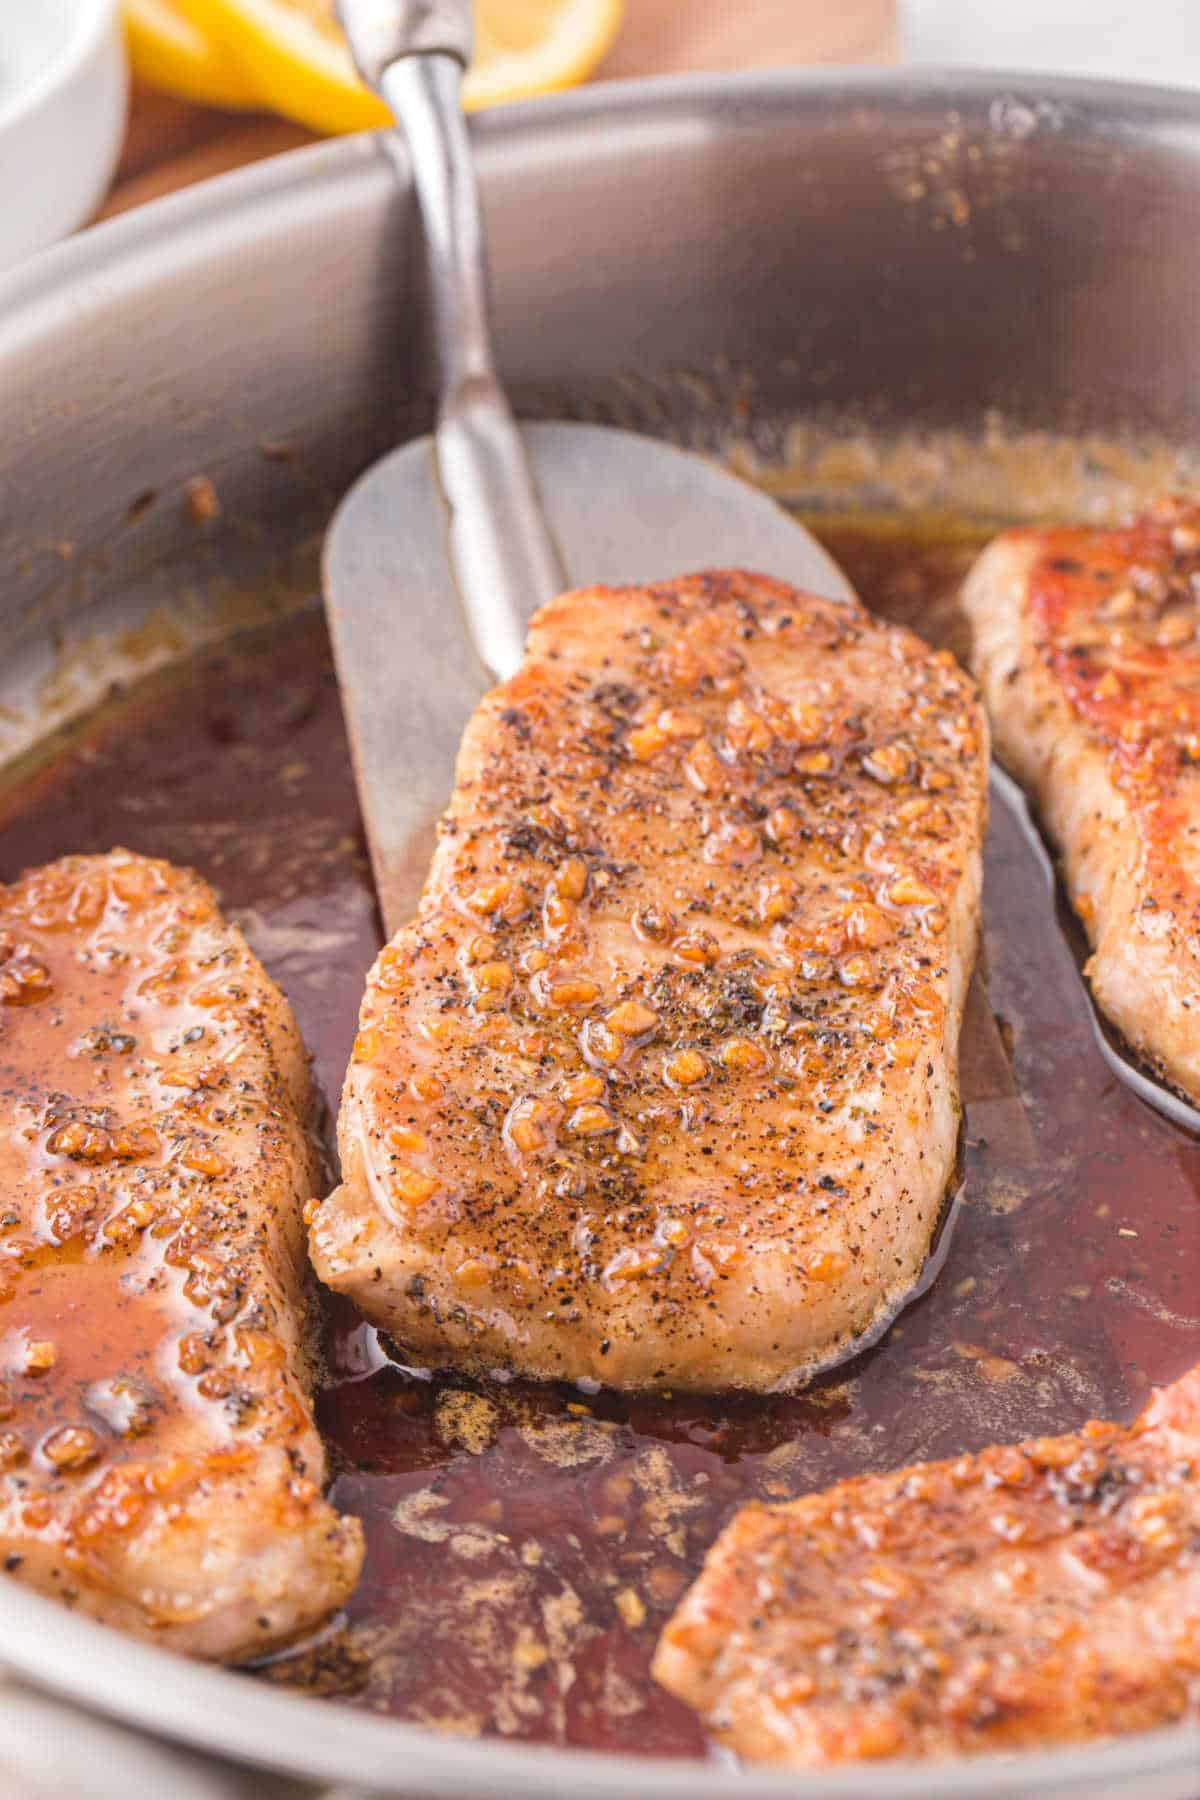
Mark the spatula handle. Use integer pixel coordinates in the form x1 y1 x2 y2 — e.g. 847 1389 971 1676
336 2 566 681
335 0 473 80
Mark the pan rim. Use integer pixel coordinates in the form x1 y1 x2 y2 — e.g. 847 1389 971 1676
5 1568 1200 1797
4 60 1200 340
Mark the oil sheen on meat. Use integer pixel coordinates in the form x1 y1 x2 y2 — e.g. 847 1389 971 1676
313 571 987 1391
0 851 363 1660
965 497 1200 1103
654 1363 1200 1764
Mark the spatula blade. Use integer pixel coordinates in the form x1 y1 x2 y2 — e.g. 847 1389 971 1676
323 421 854 936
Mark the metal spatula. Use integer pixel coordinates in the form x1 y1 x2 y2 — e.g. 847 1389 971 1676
324 0 854 935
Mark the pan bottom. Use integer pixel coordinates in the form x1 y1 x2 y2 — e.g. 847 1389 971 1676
0 514 1196 1759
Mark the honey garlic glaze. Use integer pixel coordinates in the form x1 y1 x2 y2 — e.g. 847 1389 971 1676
0 521 1197 1755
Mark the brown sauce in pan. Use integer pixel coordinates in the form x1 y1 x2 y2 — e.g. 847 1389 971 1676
1 519 1199 1755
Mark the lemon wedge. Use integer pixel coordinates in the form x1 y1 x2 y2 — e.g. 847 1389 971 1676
123 0 259 108
135 0 623 132
464 0 624 109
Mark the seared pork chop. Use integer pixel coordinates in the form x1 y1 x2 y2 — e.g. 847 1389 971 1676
654 1364 1200 1764
965 498 1200 1103
0 851 362 1660
312 570 988 1390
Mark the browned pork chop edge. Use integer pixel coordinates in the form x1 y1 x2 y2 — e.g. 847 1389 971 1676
964 501 1200 1104
0 850 363 1661
654 1364 1200 1764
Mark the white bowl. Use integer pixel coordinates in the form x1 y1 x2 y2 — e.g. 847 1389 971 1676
0 0 128 270
900 0 1200 85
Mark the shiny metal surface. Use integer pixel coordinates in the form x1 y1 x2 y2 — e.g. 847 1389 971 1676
3 65 1200 1798
337 0 473 85
375 49 563 679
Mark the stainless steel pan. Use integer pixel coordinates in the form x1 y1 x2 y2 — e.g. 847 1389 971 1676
2 67 1200 1799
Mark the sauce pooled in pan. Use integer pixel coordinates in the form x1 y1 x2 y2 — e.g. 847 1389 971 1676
0 518 1196 1755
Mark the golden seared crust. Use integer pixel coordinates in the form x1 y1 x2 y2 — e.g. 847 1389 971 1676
314 571 988 1391
653 1366 1200 1765
965 498 1200 1102
0 851 362 1661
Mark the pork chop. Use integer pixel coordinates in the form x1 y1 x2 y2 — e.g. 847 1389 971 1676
653 1364 1200 1764
0 850 363 1660
312 570 988 1391
964 497 1200 1102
